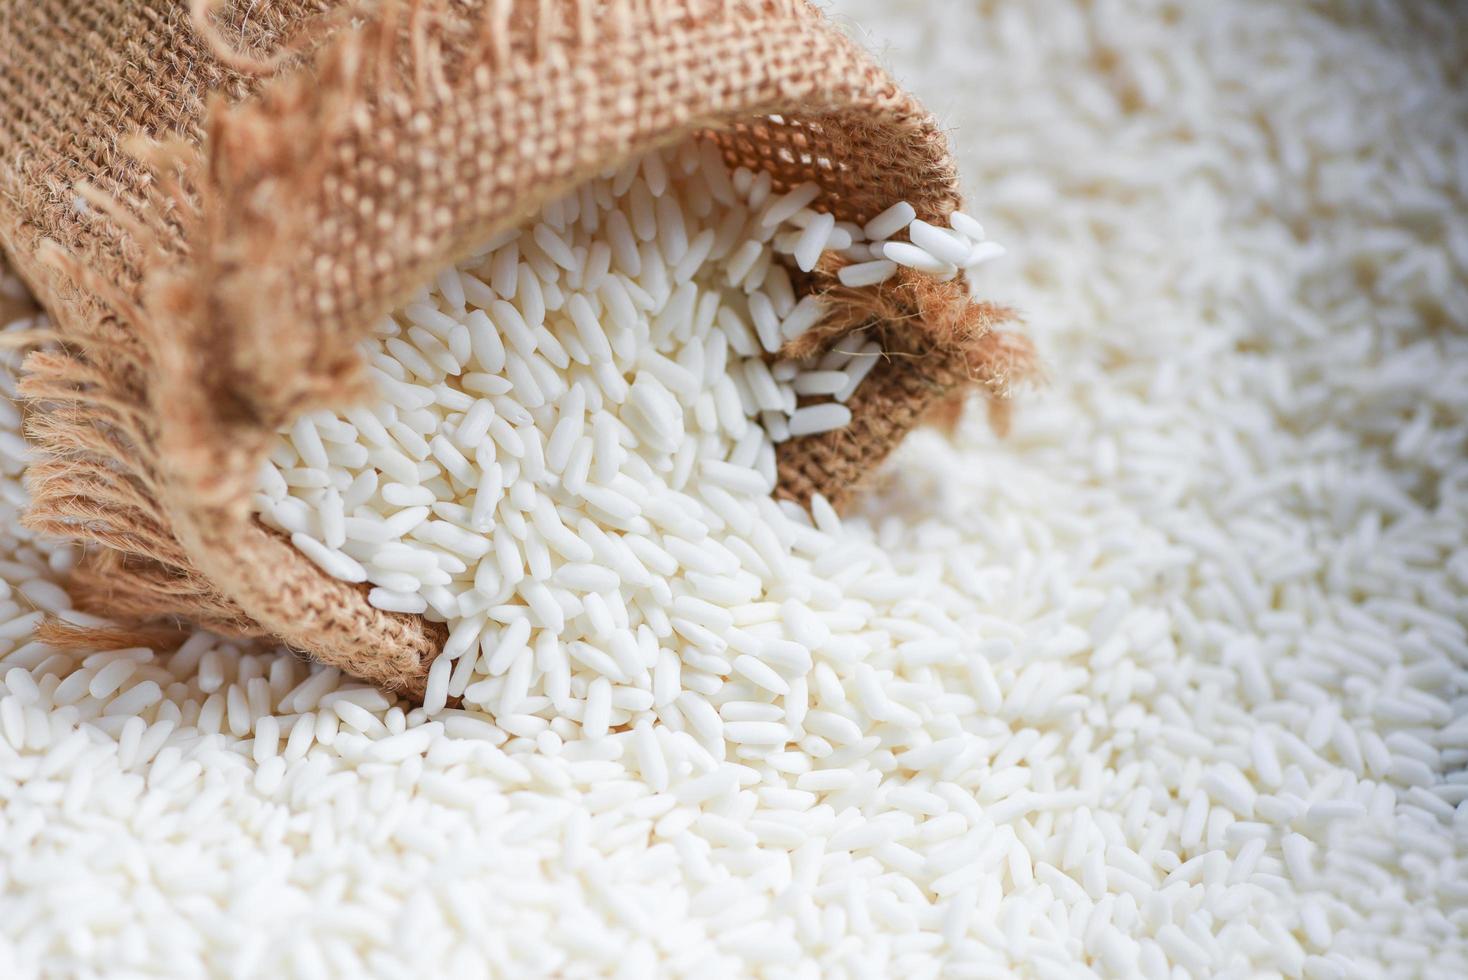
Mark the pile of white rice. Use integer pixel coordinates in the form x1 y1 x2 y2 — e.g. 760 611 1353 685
2 0 1465 976
255 138 998 726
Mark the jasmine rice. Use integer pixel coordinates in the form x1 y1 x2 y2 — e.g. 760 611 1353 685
3 0 1467 973
254 136 1000 726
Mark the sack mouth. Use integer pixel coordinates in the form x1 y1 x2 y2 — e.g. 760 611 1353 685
9 0 1029 698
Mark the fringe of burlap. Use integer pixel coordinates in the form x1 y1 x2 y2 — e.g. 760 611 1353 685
0 0 1032 697
777 259 1033 510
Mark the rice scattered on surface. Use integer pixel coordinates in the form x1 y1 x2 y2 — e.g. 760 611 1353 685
1 0 1466 976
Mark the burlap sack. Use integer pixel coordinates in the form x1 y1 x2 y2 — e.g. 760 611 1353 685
0 0 1030 697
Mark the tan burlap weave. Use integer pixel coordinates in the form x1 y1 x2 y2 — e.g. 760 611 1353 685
0 0 1030 696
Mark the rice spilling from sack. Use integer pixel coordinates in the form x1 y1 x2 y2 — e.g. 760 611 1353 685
2 0 1466 975
255 136 1001 724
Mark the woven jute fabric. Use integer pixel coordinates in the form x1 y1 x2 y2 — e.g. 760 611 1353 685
0 0 1030 697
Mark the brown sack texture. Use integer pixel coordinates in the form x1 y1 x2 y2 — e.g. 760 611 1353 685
0 0 1030 697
